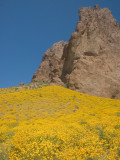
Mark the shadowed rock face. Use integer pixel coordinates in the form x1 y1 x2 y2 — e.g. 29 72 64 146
32 41 68 85
32 5 120 99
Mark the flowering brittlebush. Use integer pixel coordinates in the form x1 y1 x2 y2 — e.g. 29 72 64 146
0 85 120 159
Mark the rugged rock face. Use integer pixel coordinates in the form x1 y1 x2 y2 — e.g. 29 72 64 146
32 41 67 85
32 5 120 99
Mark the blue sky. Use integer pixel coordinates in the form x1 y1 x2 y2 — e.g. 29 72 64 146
0 0 120 88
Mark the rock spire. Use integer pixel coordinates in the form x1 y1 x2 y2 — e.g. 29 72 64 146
32 5 120 99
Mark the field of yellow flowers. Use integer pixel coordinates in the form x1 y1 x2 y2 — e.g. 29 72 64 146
0 85 120 160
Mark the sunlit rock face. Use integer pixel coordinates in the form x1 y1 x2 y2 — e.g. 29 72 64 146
32 5 120 99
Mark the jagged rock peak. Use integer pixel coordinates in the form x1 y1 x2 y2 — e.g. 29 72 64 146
62 5 120 99
32 6 120 99
94 4 100 10
79 4 115 22
72 5 120 45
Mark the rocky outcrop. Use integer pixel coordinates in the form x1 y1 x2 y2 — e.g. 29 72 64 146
32 5 120 99
32 41 67 85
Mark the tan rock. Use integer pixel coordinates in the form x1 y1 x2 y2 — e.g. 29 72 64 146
32 5 120 99
32 41 67 85
61 5 120 99
20 82 24 86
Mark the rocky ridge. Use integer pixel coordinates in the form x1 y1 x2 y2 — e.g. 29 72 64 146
32 5 120 99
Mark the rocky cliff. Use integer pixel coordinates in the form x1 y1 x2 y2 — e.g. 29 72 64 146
32 5 120 99
32 41 67 85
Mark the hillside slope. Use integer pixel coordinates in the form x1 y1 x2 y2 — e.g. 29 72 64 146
0 85 120 159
